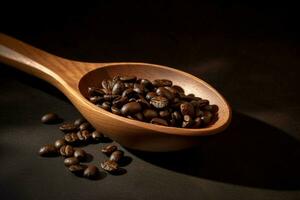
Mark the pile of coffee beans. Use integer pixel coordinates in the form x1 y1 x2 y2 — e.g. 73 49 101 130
87 75 219 128
39 113 129 179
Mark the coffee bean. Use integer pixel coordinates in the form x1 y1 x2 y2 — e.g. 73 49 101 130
143 109 158 120
201 111 213 125
152 79 172 87
101 160 119 172
59 122 78 133
146 91 157 100
124 82 134 88
156 87 174 100
64 157 79 167
110 150 124 163
91 131 103 142
122 88 136 98
101 144 117 155
204 104 219 113
68 164 87 175
134 112 144 121
136 95 151 108
182 115 194 128
74 149 87 161
54 139 66 149
38 144 57 157
112 96 128 108
74 118 87 127
150 118 168 126
41 113 60 124
193 117 202 128
140 79 153 89
171 111 182 122
170 85 185 94
111 106 122 115
102 79 113 92
120 76 137 82
89 96 104 104
77 130 91 141
60 145 74 157
159 110 170 118
79 122 93 131
112 81 125 95
87 86 105 97
83 165 99 179
121 102 142 115
180 102 195 117
195 109 204 117
64 133 79 144
150 96 169 109
133 83 144 94
103 94 119 101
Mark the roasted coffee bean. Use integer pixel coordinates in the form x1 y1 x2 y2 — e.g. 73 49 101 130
60 145 74 157
98 103 110 111
64 133 79 143
128 98 137 102
84 165 99 179
159 110 170 118
150 118 168 126
143 109 158 120
133 83 144 94
170 85 184 94
180 102 195 117
38 144 57 157
102 79 113 91
204 104 219 113
101 160 119 172
74 149 87 161
110 150 124 163
150 96 169 109
182 115 193 128
201 111 213 125
54 139 66 149
87 86 105 97
122 88 136 98
89 96 104 104
156 87 174 101
101 144 117 155
169 118 177 126
136 95 151 108
120 75 137 82
195 109 204 117
134 112 144 121
79 122 93 131
41 113 60 124
74 118 87 127
124 82 134 88
171 111 182 122
121 102 142 115
112 81 125 95
111 106 122 115
103 94 119 101
152 79 172 87
59 122 78 133
112 96 128 107
91 131 103 142
140 79 153 89
68 164 87 175
77 130 91 141
146 91 157 100
64 157 79 167
198 99 210 107
193 117 202 128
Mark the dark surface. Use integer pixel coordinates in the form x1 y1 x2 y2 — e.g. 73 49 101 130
1 1 300 200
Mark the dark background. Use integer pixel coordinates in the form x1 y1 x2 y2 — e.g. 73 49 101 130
1 1 300 200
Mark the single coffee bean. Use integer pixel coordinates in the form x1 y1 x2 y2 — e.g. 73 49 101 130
193 117 202 128
77 130 91 141
112 81 126 95
87 86 105 97
102 79 113 91
204 104 219 113
143 109 158 120
101 160 119 172
121 102 142 115
79 122 93 131
150 96 169 109
182 115 194 128
133 83 144 94
110 150 124 163
122 88 136 98
170 85 185 94
60 145 74 157
68 164 87 175
201 111 213 125
83 165 99 179
38 144 57 157
91 131 103 142
156 87 174 101
74 149 87 161
150 118 168 126
146 91 157 100
134 112 144 121
54 138 66 149
101 144 117 155
74 118 87 127
41 113 60 124
195 109 204 117
64 157 79 167
180 102 195 117
59 122 78 133
120 75 137 82
198 99 210 107
64 133 79 144
171 111 182 122
136 96 151 108
152 79 172 87
89 96 104 104
103 94 119 101
111 106 122 115
140 79 153 89
112 96 128 108
159 110 170 118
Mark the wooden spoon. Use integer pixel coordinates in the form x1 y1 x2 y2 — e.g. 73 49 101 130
0 33 231 152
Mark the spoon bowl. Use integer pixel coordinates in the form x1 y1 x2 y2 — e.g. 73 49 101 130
0 33 231 151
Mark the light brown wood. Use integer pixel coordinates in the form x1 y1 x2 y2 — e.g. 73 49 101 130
0 33 231 152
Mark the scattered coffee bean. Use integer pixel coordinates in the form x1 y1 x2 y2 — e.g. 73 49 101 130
74 118 87 127
101 144 117 155
68 164 87 175
91 131 103 142
64 157 79 167
54 139 66 149
41 113 60 124
79 122 93 131
101 160 119 172
110 150 124 163
74 149 87 161
64 133 79 144
60 145 74 157
38 144 57 157
83 165 99 179
59 122 78 133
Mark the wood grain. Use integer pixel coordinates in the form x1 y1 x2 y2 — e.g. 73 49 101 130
0 33 231 151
